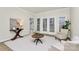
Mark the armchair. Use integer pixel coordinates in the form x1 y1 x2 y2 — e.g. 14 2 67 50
55 29 70 41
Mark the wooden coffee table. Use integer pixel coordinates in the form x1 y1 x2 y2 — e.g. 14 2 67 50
32 33 44 45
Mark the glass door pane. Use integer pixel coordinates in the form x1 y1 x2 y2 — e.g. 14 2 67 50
43 18 47 31
59 17 65 32
30 18 34 32
49 18 55 32
37 18 40 31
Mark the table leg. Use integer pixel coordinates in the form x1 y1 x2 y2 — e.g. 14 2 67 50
34 38 43 45
39 39 43 44
11 29 23 40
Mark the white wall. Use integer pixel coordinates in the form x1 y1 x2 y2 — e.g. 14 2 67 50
34 8 70 33
0 7 34 41
71 7 79 40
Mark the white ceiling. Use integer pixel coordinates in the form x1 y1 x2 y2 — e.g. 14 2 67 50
20 7 65 13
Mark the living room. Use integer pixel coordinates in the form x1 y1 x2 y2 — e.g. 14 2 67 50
0 7 79 51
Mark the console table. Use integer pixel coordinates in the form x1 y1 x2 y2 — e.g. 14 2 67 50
10 28 23 40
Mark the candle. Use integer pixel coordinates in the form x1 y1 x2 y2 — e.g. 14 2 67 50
13 27 16 30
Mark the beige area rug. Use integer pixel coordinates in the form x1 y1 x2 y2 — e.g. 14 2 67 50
0 43 12 51
48 46 60 51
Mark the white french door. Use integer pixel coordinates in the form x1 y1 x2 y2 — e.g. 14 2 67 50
30 16 67 35
36 17 55 35
29 18 34 33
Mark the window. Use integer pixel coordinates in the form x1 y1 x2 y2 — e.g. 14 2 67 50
59 17 65 32
30 18 34 32
37 18 40 31
50 18 55 32
43 18 47 31
10 18 17 30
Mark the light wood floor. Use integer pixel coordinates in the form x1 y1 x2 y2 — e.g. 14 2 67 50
0 43 12 51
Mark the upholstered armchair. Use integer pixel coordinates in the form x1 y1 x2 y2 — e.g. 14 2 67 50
55 29 69 41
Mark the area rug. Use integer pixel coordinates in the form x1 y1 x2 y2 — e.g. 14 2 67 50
4 35 61 51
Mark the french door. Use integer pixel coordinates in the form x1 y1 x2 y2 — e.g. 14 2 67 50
36 17 55 34
29 18 34 33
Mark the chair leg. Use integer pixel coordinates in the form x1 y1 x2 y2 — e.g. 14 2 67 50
58 39 61 42
55 37 61 42
67 37 71 41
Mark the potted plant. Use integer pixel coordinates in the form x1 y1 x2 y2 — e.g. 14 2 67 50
62 20 71 41
62 20 71 29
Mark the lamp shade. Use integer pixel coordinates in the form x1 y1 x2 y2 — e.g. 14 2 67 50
16 19 24 29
